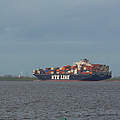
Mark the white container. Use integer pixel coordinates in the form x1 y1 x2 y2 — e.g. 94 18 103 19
74 69 78 74
51 67 54 70
68 71 71 73
51 72 54 74
78 67 80 70
32 70 35 74
37 70 40 74
60 68 62 70
84 67 87 70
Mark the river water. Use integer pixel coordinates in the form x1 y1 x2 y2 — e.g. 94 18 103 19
0 81 120 120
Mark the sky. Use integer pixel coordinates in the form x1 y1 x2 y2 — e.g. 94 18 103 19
0 0 120 77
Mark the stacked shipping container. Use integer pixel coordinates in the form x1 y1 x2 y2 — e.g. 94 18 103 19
32 59 110 75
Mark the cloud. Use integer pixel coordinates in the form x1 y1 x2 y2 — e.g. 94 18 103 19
0 0 120 43
0 0 120 75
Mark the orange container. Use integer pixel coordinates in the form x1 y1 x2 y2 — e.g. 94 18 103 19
62 67 65 70
61 71 65 74
66 65 70 67
71 66 74 69
89 72 92 74
81 72 89 74
56 69 60 72
66 68 70 71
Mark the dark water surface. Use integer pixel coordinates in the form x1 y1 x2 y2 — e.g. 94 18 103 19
0 81 120 120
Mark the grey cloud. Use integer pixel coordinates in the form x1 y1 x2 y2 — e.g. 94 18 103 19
0 0 120 75
0 0 120 42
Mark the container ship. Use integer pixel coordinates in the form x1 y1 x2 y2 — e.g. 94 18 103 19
32 59 112 81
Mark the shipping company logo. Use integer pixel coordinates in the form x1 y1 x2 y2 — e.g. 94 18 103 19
51 75 70 80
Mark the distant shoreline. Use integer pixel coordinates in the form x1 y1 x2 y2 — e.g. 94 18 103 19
0 76 120 81
0 76 37 81
106 77 120 81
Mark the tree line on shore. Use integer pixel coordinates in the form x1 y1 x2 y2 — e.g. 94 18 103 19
0 76 37 81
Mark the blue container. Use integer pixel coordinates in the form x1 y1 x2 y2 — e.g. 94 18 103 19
45 70 49 72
